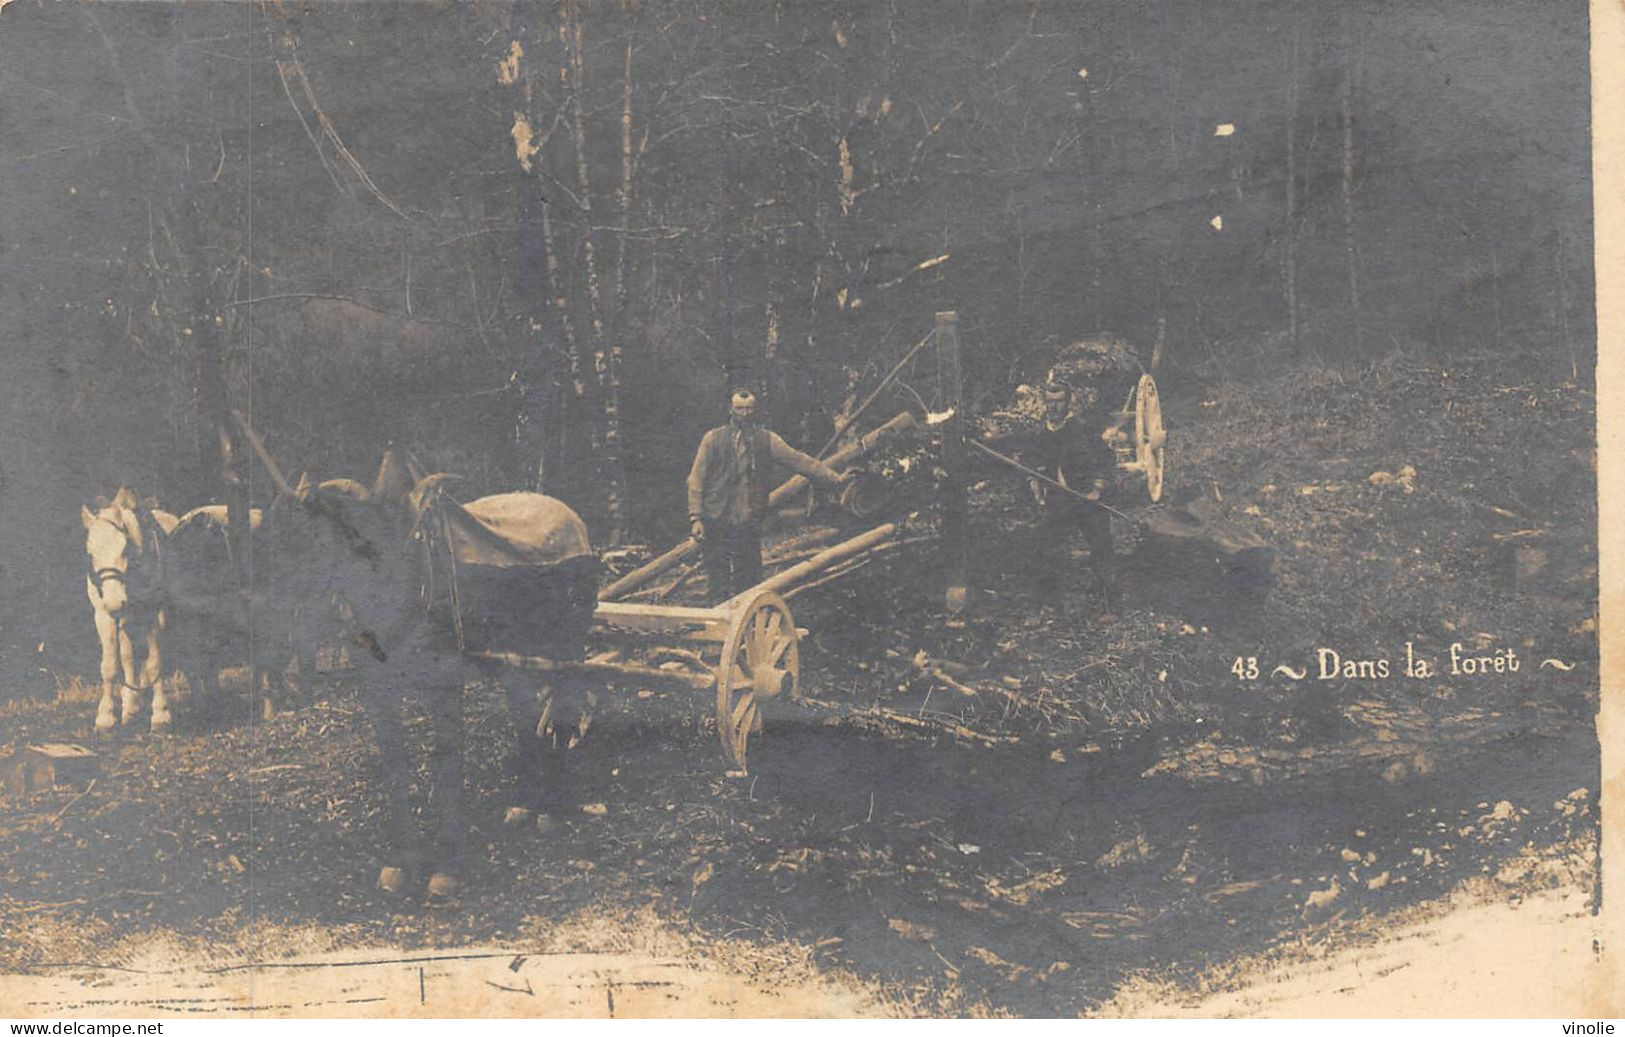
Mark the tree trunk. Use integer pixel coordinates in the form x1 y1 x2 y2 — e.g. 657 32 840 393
514 179 558 493
614 37 634 330
505 8 589 497
607 32 634 529
542 172 588 491
564 0 626 542
505 8 565 494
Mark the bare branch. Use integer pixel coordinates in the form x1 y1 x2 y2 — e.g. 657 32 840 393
277 46 413 222
274 59 348 197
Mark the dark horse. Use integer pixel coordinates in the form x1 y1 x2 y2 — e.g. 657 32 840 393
263 454 599 900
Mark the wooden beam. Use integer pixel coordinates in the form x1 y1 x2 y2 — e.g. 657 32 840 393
466 649 715 690
231 410 298 500
728 522 898 602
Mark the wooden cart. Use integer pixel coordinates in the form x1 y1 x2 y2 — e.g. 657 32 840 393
594 518 901 772
463 411 923 775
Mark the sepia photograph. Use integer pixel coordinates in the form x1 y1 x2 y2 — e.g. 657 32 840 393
0 0 1614 1019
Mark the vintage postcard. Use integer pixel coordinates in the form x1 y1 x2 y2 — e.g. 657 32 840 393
0 0 1617 1020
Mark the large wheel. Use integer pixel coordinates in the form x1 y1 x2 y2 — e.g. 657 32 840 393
1135 374 1167 503
715 591 799 773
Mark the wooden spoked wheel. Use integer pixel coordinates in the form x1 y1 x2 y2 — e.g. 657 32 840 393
715 591 800 772
1135 373 1167 503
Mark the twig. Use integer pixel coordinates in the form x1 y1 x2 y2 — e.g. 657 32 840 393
796 696 1017 747
919 661 978 698
14 898 90 914
50 779 96 827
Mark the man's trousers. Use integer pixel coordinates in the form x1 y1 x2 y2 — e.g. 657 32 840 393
701 520 764 602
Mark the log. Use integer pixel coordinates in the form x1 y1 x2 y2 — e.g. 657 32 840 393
763 525 842 561
766 411 918 510
1141 497 1273 560
466 650 714 689
599 411 917 600
599 541 698 602
636 530 838 602
623 528 846 603
619 578 686 603
731 523 899 602
783 557 870 600
780 535 933 600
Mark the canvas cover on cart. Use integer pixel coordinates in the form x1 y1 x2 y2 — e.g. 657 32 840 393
426 492 599 659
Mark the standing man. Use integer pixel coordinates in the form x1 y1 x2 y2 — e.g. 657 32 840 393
985 376 1124 614
1038 377 1121 611
688 387 846 601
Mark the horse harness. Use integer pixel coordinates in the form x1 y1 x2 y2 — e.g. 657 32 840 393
86 508 166 610
409 486 468 653
85 507 169 695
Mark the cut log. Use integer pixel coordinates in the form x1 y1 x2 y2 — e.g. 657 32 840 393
731 523 899 603
767 411 919 510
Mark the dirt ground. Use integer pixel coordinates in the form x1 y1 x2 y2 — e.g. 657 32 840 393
1100 881 1614 1018
0 354 1604 1017
3 872 1610 1019
0 908 888 1018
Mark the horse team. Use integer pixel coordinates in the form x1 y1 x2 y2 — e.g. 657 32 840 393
79 452 601 901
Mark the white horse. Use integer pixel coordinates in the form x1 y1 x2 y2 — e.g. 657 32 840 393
81 487 178 733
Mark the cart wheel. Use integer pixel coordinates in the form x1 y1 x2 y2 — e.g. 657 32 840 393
1135 373 1167 503
715 591 799 772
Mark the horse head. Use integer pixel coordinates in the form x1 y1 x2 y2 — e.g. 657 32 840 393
81 486 169 616
258 469 430 657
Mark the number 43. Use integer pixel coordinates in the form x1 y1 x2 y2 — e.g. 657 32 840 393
1231 656 1259 680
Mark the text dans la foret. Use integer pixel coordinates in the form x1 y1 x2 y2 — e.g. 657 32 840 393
1314 642 1517 680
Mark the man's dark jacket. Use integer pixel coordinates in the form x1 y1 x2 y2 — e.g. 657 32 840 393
687 424 840 525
